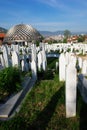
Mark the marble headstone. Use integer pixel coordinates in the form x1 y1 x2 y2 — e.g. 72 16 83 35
82 60 87 75
37 51 42 71
2 45 10 67
66 63 77 118
42 43 47 71
59 53 66 81
12 51 20 67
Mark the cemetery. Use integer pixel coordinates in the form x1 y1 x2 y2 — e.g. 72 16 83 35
0 24 87 129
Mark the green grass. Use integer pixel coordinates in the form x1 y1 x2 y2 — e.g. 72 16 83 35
0 57 86 130
0 72 84 130
47 57 58 70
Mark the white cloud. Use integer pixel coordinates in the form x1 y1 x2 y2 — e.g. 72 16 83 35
32 22 67 26
37 0 65 8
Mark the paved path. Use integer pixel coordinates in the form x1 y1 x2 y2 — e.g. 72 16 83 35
0 77 36 120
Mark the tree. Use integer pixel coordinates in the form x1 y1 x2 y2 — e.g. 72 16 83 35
63 38 67 43
64 30 71 38
78 35 85 42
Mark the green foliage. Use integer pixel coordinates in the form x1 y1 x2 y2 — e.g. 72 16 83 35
37 69 54 80
64 29 71 38
67 48 71 52
47 57 58 70
36 41 40 47
19 49 22 55
0 67 22 96
40 35 44 41
52 40 58 43
78 35 85 42
63 38 67 43
48 40 53 44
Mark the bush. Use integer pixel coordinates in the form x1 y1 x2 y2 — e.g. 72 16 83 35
0 67 22 96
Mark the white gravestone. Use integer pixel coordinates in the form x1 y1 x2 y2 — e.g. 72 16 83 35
21 60 25 71
59 53 66 81
21 55 26 71
7 46 11 55
70 55 77 67
71 46 73 53
42 43 47 71
0 54 5 67
56 61 58 71
82 60 87 76
31 60 37 79
65 52 70 66
66 63 77 118
2 45 10 67
12 51 20 67
31 44 37 80
37 51 43 71
12 44 19 53
78 57 82 69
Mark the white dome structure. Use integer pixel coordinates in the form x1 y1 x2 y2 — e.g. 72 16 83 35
3 24 42 43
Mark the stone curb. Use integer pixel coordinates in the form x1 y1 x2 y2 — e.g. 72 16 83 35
0 77 35 119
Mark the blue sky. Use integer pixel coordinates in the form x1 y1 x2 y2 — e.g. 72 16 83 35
0 0 87 32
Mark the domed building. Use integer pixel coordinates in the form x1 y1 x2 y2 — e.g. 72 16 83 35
3 24 42 45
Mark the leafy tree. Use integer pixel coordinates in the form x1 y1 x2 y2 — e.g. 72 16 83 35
78 35 85 42
36 41 40 46
48 40 53 44
53 40 58 43
64 30 71 38
63 38 67 43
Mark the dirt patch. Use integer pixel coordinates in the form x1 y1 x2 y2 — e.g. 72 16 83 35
77 55 87 60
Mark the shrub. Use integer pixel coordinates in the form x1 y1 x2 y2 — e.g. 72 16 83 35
0 67 22 96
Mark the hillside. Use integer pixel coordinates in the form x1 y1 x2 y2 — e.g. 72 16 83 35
39 30 87 37
0 27 7 33
39 30 64 36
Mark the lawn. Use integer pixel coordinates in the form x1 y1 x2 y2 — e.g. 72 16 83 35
0 57 86 130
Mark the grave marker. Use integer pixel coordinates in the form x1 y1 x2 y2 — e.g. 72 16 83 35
66 63 77 118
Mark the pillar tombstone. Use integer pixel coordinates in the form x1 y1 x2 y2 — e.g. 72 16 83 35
66 63 77 118
59 53 66 81
31 44 37 80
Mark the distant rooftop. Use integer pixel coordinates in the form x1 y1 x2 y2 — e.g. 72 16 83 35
0 33 5 38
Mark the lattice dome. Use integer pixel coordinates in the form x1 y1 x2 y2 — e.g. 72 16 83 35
3 24 42 43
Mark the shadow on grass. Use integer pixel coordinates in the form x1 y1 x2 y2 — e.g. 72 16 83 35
77 88 87 130
28 85 65 130
80 102 87 130
0 83 65 130
37 69 54 80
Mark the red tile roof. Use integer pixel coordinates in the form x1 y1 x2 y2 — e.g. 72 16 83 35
0 33 5 38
